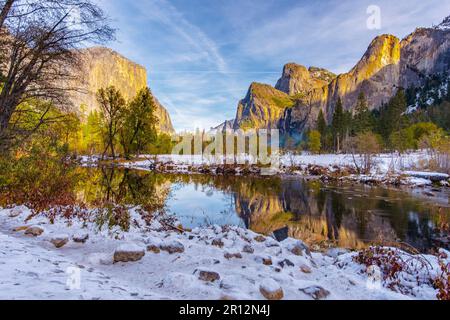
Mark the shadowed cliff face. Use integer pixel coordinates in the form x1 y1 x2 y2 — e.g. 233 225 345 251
232 22 450 135
69 47 174 134
400 28 450 88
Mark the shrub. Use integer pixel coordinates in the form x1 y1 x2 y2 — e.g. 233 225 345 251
434 251 450 300
390 122 443 153
307 130 322 154
346 131 382 174
0 154 79 213
435 138 450 173
353 246 433 295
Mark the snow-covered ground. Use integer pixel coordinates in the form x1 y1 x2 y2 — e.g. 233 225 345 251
0 205 447 300
123 152 429 174
117 152 449 187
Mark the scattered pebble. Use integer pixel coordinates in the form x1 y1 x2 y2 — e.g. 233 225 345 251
242 245 254 254
8 208 22 218
224 250 242 260
300 264 312 274
145 237 162 254
278 259 294 268
287 240 310 256
13 226 29 232
212 238 224 248
254 235 266 243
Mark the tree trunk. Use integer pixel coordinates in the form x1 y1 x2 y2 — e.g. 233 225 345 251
337 135 341 154
0 0 14 29
110 137 115 159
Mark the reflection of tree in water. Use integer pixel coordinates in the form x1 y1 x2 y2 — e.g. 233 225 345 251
78 167 170 214
72 168 449 251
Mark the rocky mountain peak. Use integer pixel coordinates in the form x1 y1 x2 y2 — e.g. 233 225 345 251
436 15 450 31
399 23 450 89
209 119 235 134
349 34 401 81
275 63 335 96
246 82 294 109
233 82 294 130
230 16 450 137
308 67 336 83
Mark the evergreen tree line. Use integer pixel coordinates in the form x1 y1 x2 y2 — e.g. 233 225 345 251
309 84 450 155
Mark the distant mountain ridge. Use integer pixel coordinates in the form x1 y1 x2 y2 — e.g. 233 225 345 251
68 47 175 134
221 16 450 137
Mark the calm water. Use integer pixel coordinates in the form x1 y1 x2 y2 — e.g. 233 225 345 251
71 167 450 252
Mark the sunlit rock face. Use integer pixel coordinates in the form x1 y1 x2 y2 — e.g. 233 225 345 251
233 82 295 130
154 98 176 134
275 63 336 97
322 35 401 116
281 34 402 129
232 21 450 135
69 47 174 134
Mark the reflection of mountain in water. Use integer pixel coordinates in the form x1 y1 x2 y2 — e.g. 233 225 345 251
232 178 444 250
73 168 447 251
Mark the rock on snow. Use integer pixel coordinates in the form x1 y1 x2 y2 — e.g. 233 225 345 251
0 205 445 300
259 279 284 300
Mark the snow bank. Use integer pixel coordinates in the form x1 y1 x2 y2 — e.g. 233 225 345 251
0 205 445 300
126 152 433 175
120 152 450 189
403 171 449 182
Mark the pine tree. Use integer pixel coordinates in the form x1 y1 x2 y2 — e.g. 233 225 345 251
353 92 371 134
332 97 344 153
344 110 352 140
317 109 326 140
380 89 408 146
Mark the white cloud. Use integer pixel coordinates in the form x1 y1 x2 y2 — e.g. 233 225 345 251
235 0 450 73
133 0 228 73
95 0 450 132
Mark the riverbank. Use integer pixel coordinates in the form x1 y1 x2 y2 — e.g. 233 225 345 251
0 204 448 300
103 152 450 189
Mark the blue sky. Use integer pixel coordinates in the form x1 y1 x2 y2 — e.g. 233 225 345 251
96 0 450 132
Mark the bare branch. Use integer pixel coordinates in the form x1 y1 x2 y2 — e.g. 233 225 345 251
0 0 115 151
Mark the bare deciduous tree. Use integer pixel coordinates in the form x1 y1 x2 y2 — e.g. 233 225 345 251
345 132 381 174
0 0 114 151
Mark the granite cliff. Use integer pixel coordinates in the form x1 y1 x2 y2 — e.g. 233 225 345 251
69 47 174 134
230 17 450 136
